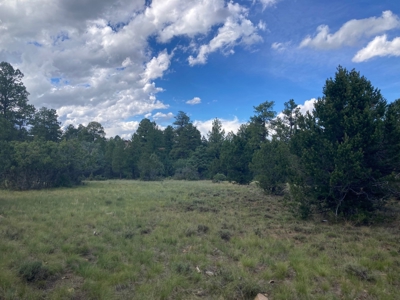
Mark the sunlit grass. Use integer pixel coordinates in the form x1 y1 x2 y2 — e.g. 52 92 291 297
0 180 399 299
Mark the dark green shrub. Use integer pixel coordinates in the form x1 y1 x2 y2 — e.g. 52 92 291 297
219 230 232 241
19 261 49 282
212 173 227 183
173 167 199 180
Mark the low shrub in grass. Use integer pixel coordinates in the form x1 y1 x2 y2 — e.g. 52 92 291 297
212 173 227 183
173 167 200 180
19 261 49 282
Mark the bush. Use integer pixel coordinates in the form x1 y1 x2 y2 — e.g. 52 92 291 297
212 173 226 183
173 167 199 181
19 261 49 282
286 184 313 220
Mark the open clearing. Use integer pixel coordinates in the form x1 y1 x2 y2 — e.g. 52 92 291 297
0 180 399 299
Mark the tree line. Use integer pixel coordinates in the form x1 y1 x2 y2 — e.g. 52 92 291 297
1 61 399 219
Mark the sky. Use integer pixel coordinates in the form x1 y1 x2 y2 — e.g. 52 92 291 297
1 0 399 138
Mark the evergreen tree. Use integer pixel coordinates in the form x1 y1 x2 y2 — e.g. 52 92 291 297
207 118 225 177
30 107 62 142
251 138 292 194
0 62 34 141
170 112 201 160
112 136 126 179
272 99 300 142
220 126 253 184
292 66 395 217
138 153 164 181
62 124 79 141
250 100 276 144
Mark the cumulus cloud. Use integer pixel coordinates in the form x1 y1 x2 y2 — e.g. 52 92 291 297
300 11 400 49
275 98 316 122
107 121 140 139
194 116 243 137
152 112 174 121
297 98 316 115
141 50 173 83
353 34 400 62
0 0 267 136
186 97 202 105
188 2 263 65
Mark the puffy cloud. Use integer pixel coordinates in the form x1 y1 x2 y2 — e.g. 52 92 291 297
297 98 316 115
188 3 263 65
300 11 400 49
0 0 266 136
194 116 243 137
186 97 201 105
353 34 400 62
108 121 140 139
152 112 174 121
153 0 229 43
141 50 173 83
275 98 316 120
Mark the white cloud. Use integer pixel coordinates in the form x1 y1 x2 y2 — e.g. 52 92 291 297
271 42 286 51
275 98 316 120
300 11 400 49
297 98 316 115
0 0 266 137
194 116 243 137
108 121 140 139
152 112 174 121
186 97 201 105
257 21 267 31
153 0 229 43
141 50 172 83
258 0 279 11
353 34 400 62
188 3 263 65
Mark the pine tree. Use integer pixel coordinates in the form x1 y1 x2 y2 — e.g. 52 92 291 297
292 66 395 217
30 107 62 142
0 62 34 141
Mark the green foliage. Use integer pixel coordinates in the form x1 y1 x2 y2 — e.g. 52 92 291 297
291 66 399 217
111 136 127 178
0 140 84 189
271 99 301 141
212 173 227 183
0 61 34 141
220 132 253 184
173 166 199 180
138 153 165 181
286 184 313 219
30 107 62 141
170 112 201 160
186 145 212 178
251 139 292 195
19 261 49 282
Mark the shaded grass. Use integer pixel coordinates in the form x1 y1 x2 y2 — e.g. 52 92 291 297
0 180 399 299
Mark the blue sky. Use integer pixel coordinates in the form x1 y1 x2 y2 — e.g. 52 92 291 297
0 0 399 137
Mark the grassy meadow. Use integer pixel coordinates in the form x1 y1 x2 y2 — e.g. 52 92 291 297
0 180 399 300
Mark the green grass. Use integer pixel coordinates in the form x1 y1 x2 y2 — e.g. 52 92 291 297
0 180 399 299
